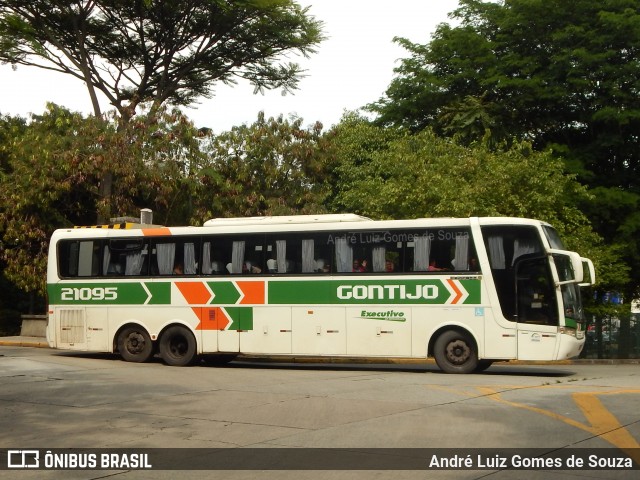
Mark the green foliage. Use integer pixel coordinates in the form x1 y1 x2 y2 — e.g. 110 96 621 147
0 107 329 294
197 112 328 219
372 0 640 150
0 104 211 293
368 0 640 295
326 116 629 290
329 116 580 219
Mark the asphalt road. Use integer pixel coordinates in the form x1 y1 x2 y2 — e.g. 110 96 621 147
0 345 638 480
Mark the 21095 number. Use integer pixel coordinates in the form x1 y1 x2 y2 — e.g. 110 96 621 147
60 287 118 301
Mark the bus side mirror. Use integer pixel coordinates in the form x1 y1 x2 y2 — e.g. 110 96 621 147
550 250 584 284
569 251 584 284
580 257 596 286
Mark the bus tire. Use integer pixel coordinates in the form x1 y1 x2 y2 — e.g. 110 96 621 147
433 330 478 374
117 326 153 363
474 360 494 372
202 354 237 366
159 325 197 366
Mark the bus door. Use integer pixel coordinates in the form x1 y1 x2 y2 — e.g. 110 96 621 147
514 255 559 360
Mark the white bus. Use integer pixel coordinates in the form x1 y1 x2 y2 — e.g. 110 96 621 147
46 214 595 373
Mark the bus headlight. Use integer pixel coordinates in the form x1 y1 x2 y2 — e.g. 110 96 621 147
559 326 584 340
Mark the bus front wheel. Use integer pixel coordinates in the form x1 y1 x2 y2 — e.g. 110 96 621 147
433 330 478 374
159 325 197 366
117 326 153 363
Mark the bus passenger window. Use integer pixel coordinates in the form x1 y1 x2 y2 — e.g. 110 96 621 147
202 241 224 274
153 242 176 275
58 240 101 278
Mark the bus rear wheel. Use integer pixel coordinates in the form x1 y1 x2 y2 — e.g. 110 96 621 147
159 325 197 366
475 360 494 372
434 330 478 374
117 326 153 363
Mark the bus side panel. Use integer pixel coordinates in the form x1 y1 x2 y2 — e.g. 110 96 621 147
292 307 346 355
240 307 291 354
346 307 412 356
54 307 87 351
517 323 559 360
483 308 517 359
87 307 110 352
51 306 109 352
200 329 219 354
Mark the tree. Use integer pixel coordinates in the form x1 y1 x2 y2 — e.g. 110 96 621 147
0 0 323 119
368 0 640 295
0 107 333 294
326 115 628 290
0 0 323 218
0 104 211 294
197 112 328 219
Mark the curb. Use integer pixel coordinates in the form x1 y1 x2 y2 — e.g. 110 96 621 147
0 337 49 348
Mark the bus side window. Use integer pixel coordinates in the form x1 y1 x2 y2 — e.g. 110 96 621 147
265 238 290 274
202 241 224 275
103 245 123 275
106 240 148 276
59 240 101 278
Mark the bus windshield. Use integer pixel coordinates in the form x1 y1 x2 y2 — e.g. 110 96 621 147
542 226 566 250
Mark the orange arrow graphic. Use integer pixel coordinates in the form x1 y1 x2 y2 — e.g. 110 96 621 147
447 279 463 304
236 281 265 305
194 307 230 331
176 282 212 305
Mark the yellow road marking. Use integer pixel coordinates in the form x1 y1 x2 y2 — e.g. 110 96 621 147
572 391 640 462
476 387 640 464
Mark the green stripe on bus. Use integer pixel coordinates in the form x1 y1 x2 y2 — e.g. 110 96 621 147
48 278 481 306
268 279 481 305
47 282 171 305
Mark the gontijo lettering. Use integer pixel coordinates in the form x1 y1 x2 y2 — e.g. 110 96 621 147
337 284 438 300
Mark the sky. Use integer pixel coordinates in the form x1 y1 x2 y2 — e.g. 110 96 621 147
0 0 459 132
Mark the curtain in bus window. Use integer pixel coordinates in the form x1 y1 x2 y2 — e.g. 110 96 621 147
302 239 315 273
372 246 386 272
202 242 213 274
276 240 287 273
335 237 353 272
78 241 95 277
156 243 175 275
487 236 506 269
512 238 538 265
102 247 111 275
452 235 469 270
231 241 245 274
413 235 431 271
184 243 197 274
125 250 144 275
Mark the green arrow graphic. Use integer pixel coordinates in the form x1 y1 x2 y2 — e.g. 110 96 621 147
208 281 241 305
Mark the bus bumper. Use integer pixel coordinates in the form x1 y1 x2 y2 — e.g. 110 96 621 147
556 333 585 359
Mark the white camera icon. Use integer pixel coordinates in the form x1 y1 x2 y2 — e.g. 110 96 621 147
7 450 40 468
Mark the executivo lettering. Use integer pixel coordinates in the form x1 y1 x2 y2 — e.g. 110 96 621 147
337 284 438 300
